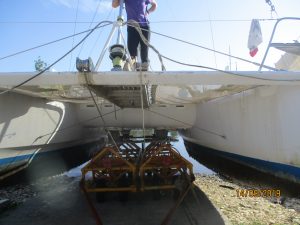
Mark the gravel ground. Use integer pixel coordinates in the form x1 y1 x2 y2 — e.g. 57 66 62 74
195 174 300 225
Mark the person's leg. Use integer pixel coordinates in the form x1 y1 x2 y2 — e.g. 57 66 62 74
127 26 140 59
140 25 150 63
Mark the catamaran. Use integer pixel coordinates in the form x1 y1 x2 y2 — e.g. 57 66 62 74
0 0 300 186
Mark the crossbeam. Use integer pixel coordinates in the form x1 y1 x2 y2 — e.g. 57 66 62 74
1 71 300 87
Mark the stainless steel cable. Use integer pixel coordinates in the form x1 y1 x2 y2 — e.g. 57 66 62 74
69 0 80 71
83 73 120 150
0 21 113 95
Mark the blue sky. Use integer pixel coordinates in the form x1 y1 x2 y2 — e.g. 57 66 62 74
0 0 300 72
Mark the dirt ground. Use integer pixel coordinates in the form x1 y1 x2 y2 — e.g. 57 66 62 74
195 174 300 225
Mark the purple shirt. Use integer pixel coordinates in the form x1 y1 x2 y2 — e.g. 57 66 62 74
124 0 151 27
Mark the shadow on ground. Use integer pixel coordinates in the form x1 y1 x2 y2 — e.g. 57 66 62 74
0 175 226 225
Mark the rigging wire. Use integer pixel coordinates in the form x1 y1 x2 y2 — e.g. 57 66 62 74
74 0 104 70
0 25 109 62
88 8 114 62
0 19 277 71
160 54 300 82
83 73 120 150
1 14 298 176
31 108 122 142
1 106 122 180
165 0 177 20
0 18 278 24
1 18 297 94
146 27 278 71
69 0 80 71
2 16 299 94
145 109 226 139
0 20 113 95
88 8 113 56
207 6 218 68
0 84 264 179
151 18 278 23
128 22 300 82
0 103 122 180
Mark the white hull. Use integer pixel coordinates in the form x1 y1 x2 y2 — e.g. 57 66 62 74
0 92 105 176
2 70 300 181
181 85 300 182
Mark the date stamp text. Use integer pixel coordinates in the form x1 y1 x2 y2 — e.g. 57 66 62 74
236 189 281 198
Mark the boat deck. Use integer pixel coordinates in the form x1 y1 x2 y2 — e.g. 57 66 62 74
1 71 300 104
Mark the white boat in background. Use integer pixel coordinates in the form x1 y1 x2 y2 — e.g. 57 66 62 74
0 16 300 184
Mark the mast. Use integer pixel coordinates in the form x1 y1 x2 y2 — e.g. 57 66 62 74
116 0 124 44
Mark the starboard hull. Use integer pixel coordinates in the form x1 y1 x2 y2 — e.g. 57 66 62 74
181 85 300 183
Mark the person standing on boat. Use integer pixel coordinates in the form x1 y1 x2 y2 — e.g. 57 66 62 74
112 0 157 71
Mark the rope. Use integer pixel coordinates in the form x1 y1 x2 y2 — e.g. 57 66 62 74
139 70 146 152
119 25 135 67
127 23 300 82
0 21 113 95
126 20 166 71
161 183 193 225
126 22 300 82
80 181 104 225
0 19 277 71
